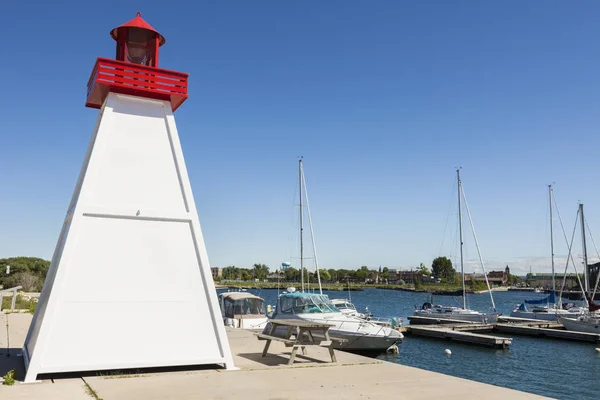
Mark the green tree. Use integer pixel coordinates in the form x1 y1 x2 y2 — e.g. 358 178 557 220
284 267 299 281
252 264 269 280
317 269 331 282
469 277 486 291
381 267 390 280
431 257 456 283
327 269 338 282
0 257 50 291
222 266 239 280
355 266 369 281
416 263 431 276
507 273 521 285
414 275 423 289
240 269 252 281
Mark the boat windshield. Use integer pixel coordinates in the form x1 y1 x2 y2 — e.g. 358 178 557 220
223 298 265 318
279 294 338 314
334 302 356 311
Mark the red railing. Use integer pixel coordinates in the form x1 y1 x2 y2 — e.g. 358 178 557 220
86 58 189 111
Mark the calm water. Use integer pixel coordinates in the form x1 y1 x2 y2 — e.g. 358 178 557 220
219 287 600 399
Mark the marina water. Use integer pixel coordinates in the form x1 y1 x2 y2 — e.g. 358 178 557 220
219 287 600 399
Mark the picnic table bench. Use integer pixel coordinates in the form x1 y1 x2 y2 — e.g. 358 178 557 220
255 319 347 365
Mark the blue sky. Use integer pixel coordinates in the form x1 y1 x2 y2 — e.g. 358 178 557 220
2 1 600 275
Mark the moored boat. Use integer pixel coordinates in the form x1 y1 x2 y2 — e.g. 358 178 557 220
218 292 269 330
558 313 600 334
413 169 498 324
267 290 403 352
414 302 498 323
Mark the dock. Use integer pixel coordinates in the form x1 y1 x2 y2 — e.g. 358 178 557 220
407 315 600 347
405 321 511 349
495 317 600 343
0 313 547 399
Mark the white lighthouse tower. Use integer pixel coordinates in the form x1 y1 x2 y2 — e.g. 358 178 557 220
23 13 235 382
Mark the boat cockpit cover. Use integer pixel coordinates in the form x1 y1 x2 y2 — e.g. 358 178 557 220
278 293 338 314
524 291 556 305
222 296 265 319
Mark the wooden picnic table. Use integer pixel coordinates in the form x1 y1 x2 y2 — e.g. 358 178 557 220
255 319 346 365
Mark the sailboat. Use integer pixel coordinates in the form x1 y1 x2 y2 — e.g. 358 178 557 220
413 169 499 324
558 203 600 332
267 159 403 351
511 185 585 320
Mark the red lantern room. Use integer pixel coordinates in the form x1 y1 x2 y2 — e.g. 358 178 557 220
86 13 188 111
110 12 165 68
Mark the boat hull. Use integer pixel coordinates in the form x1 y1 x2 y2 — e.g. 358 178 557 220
510 310 583 321
328 330 401 351
558 316 600 334
413 310 498 324
224 317 269 330
267 315 403 352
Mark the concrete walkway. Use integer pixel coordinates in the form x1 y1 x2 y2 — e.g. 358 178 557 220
0 313 547 399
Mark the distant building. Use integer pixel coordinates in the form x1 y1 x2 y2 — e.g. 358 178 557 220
527 273 579 290
266 271 284 281
210 267 223 278
395 270 424 284
465 266 510 286
589 262 600 289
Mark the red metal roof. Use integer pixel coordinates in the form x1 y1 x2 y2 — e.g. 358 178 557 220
110 12 166 46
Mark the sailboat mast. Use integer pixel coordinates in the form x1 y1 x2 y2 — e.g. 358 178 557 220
457 169 466 310
549 185 555 295
579 203 590 294
299 159 304 292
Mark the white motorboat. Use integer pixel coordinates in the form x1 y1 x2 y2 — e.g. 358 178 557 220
331 298 402 328
330 298 369 319
267 291 403 352
218 292 269 330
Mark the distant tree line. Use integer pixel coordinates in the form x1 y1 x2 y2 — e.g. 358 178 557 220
0 257 50 291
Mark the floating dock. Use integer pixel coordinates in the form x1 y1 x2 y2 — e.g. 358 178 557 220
407 315 481 325
494 320 600 343
406 314 600 347
405 323 511 349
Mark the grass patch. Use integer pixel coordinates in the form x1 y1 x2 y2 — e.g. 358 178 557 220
82 379 103 400
1 295 36 311
2 370 15 386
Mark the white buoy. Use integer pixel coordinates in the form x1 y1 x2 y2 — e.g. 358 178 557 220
595 348 600 353
444 349 452 355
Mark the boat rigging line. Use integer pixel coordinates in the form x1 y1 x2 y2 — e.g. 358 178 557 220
460 175 496 312
301 161 323 295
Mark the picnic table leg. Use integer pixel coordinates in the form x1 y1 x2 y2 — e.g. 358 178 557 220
288 345 299 365
324 329 337 363
262 322 277 358
261 339 272 358
298 327 308 355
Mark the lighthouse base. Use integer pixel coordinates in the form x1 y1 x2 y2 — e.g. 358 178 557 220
22 93 234 382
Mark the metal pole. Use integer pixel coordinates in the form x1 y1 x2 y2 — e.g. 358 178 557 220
579 203 590 294
299 158 304 292
549 185 556 297
457 169 466 310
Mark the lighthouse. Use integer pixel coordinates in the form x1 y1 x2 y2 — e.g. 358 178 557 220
23 13 235 382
